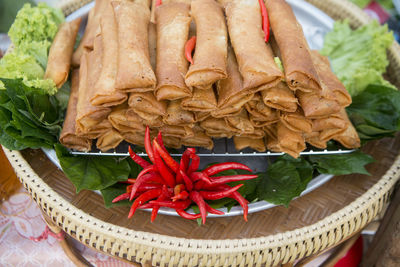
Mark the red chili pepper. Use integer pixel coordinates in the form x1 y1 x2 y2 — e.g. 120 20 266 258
185 36 196 64
190 172 212 185
209 174 258 186
144 126 155 164
156 132 166 151
127 183 162 194
189 191 207 224
136 165 156 180
128 188 162 218
230 191 249 222
187 153 200 174
176 209 201 220
130 172 163 201
149 199 191 210
258 0 270 42
176 148 195 184
128 146 151 168
156 0 162 7
171 191 189 202
112 192 130 203
200 184 243 200
153 140 176 188
202 162 253 176
179 170 193 191
204 202 224 215
151 185 169 222
153 139 179 173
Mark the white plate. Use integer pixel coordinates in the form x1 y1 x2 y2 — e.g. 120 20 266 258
44 0 335 217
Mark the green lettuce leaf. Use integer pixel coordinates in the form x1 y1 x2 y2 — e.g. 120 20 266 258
8 3 64 46
347 84 400 140
321 20 395 96
309 151 374 176
55 144 131 193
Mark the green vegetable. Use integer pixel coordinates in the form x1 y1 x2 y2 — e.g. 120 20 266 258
309 151 374 176
8 3 64 46
349 0 394 9
257 156 313 207
55 144 131 193
0 78 63 150
321 20 395 96
347 84 400 140
0 3 64 95
101 183 131 208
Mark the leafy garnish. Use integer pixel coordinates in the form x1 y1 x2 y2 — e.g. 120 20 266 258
55 144 131 193
321 20 394 96
347 84 400 141
309 151 374 176
0 78 63 149
257 156 313 207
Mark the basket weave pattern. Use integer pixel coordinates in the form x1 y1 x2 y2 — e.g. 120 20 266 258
3 0 400 266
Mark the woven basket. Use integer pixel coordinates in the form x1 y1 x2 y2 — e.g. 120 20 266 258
4 0 400 266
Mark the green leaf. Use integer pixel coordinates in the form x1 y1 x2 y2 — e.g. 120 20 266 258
257 156 314 207
55 144 131 192
347 84 400 141
309 150 374 176
101 183 131 208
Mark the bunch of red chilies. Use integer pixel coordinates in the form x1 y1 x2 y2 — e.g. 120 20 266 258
113 126 258 224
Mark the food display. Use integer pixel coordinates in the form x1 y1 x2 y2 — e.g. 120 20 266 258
57 0 359 159
1 0 398 222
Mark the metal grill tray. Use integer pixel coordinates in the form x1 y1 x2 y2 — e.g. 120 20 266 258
43 0 351 217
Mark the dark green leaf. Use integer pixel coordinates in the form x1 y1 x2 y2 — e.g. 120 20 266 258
101 183 131 208
55 144 131 192
347 84 400 140
309 150 374 176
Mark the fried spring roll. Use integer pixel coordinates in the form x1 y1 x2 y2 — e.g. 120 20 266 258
237 127 265 139
304 132 327 149
261 82 298 112
91 3 127 107
81 119 113 139
128 92 167 122
194 111 211 122
225 0 283 91
159 125 194 138
279 109 312 133
225 109 254 135
276 122 306 158
45 18 81 88
113 1 156 92
163 100 195 126
59 70 92 152
72 9 93 67
200 117 237 138
75 41 111 135
332 109 360 148
245 94 279 127
182 126 214 150
155 2 192 100
212 49 254 118
108 104 146 133
96 128 124 152
311 50 352 107
233 136 266 152
312 114 348 133
185 0 228 89
181 87 217 112
297 88 341 119
266 0 321 92
126 109 164 128
264 124 280 152
123 131 146 147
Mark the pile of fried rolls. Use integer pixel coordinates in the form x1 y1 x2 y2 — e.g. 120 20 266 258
57 0 360 158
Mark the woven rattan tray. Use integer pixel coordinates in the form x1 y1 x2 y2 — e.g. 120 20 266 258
4 0 400 266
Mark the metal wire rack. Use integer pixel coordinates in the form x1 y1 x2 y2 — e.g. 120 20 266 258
70 138 355 157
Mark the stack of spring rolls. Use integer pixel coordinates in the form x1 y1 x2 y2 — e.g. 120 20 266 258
55 0 360 158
